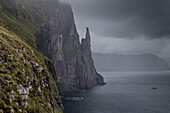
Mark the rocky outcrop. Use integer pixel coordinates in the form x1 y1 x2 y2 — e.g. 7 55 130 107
36 3 105 93
81 28 105 88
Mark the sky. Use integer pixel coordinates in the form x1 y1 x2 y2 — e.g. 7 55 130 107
60 0 170 58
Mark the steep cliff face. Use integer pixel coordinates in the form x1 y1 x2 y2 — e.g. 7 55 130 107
0 0 63 112
81 28 105 88
0 0 104 112
36 3 105 93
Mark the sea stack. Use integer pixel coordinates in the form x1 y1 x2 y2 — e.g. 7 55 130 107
36 3 105 93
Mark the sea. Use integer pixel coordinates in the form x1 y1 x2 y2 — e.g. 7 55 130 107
62 71 170 113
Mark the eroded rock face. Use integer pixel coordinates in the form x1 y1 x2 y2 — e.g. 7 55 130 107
0 4 2 11
81 28 105 88
36 3 105 94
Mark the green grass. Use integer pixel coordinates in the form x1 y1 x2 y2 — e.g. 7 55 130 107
0 12 39 48
0 0 63 112
0 24 62 113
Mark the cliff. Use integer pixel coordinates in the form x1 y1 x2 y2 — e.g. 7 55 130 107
36 3 105 93
81 28 105 89
0 0 63 112
93 53 170 71
0 0 104 112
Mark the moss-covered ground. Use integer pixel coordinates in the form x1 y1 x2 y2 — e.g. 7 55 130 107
0 0 63 112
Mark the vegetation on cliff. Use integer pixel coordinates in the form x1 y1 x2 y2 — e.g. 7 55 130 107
0 0 104 112
0 0 63 112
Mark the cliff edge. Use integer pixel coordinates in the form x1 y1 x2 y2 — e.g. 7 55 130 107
0 0 104 112
36 3 105 93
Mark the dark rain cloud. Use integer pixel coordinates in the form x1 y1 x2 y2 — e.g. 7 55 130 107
59 0 170 58
61 0 170 39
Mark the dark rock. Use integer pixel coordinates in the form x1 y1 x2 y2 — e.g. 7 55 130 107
0 4 2 11
36 3 105 94
81 28 105 88
152 87 157 89
0 69 9 74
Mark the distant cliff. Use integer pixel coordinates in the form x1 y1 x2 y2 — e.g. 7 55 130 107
93 53 170 71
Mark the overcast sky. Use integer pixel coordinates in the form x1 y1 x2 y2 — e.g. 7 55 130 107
60 0 170 58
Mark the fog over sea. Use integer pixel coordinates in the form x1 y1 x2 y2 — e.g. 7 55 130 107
63 71 170 113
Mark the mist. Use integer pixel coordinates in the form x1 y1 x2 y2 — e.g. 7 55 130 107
60 0 170 61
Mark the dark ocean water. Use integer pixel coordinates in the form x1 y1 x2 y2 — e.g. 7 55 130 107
62 71 170 113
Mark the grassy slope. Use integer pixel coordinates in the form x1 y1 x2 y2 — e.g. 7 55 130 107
0 0 62 113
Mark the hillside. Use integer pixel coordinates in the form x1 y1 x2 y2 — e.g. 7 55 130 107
0 0 62 112
0 19 62 113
